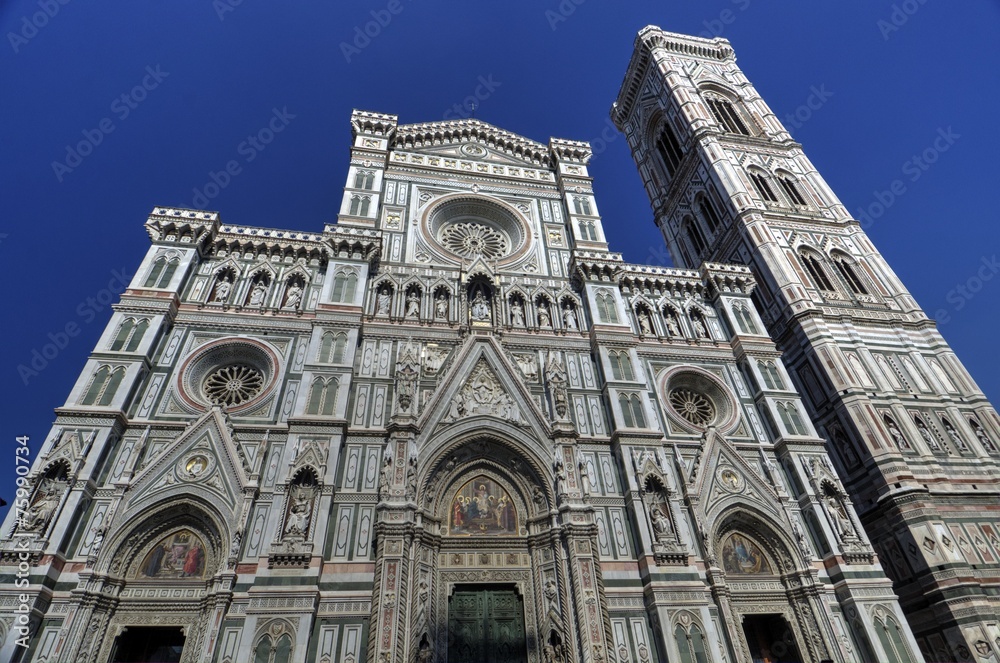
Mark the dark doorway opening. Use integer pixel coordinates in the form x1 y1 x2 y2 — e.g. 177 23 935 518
448 584 527 663
110 626 185 663
742 614 803 663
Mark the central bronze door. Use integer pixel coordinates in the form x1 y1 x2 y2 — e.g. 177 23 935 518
448 586 527 663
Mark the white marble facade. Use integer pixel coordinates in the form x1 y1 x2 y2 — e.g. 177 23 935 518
8 25 998 663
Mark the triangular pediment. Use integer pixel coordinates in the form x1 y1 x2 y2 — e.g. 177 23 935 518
689 429 782 520
123 408 249 520
395 119 552 169
417 337 551 443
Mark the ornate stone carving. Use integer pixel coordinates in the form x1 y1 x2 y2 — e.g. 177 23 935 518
545 352 569 421
443 361 523 424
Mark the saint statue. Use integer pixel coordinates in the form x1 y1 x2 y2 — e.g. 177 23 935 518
248 281 268 307
638 311 653 335
283 283 303 309
434 292 448 319
405 291 421 319
563 305 578 330
212 275 232 303
471 290 491 322
510 299 525 327
376 288 391 315
537 302 551 327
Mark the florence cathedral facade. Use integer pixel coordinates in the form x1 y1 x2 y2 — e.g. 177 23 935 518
4 26 1000 663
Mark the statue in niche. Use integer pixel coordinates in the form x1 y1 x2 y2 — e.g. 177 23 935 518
973 423 996 452
691 313 708 339
545 352 569 420
882 417 907 449
377 455 392 498
405 290 421 319
423 347 447 375
405 457 417 500
434 292 449 319
944 421 968 452
282 282 303 309
20 475 67 533
915 418 941 451
562 304 578 330
212 275 232 303
376 287 391 316
554 457 567 498
248 280 268 307
537 301 551 327
510 298 525 327
514 354 538 381
663 310 680 337
824 492 855 541
578 456 591 496
650 504 673 538
470 289 492 323
416 637 433 663
284 482 316 538
638 310 653 335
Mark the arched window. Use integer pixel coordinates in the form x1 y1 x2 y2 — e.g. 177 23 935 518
799 250 835 291
619 393 646 428
319 332 348 364
682 216 706 256
573 196 593 216
349 195 371 216
778 401 806 435
758 361 783 390
748 169 779 203
305 377 338 416
831 254 869 295
109 318 149 352
331 270 358 303
777 173 808 206
596 291 619 324
873 616 907 663
81 365 126 406
143 256 178 289
732 305 758 334
706 97 750 136
608 351 634 381
253 633 293 663
578 219 598 241
697 197 723 233
674 622 709 663
353 169 375 190
655 122 684 178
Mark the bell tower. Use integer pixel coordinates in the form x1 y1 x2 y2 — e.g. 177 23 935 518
613 26 1000 663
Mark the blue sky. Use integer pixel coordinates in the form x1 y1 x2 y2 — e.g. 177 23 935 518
2 1 999 515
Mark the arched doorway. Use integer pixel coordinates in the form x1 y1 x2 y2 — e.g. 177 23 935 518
710 511 834 663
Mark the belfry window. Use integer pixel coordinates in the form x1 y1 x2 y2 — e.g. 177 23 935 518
573 196 593 216
707 97 750 136
799 251 835 291
331 270 358 303
655 123 684 178
349 195 371 217
832 255 869 295
683 216 706 256
596 291 619 324
306 377 338 416
697 197 723 233
777 174 808 206
354 169 375 190
748 170 779 203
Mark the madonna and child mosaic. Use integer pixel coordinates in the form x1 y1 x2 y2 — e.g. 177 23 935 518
139 529 207 579
449 476 517 535
721 532 773 575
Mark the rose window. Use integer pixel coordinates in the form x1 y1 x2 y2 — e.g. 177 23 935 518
439 222 510 260
668 388 715 426
203 364 264 407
